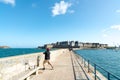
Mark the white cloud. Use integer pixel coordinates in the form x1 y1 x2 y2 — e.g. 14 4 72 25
0 0 15 6
102 28 109 33
103 34 108 38
116 10 120 13
102 25 120 46
52 1 72 16
111 25 120 31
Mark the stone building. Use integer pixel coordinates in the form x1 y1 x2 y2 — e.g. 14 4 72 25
99 44 108 48
83 43 93 48
44 44 53 48
40 41 108 49
92 43 100 48
70 41 75 47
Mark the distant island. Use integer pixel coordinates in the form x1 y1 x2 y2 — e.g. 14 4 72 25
38 41 120 50
0 46 10 49
38 41 108 49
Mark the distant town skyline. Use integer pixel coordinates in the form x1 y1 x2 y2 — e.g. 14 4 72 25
0 0 120 48
39 41 108 49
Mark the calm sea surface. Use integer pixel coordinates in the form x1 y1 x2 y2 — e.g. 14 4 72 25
0 48 45 58
75 49 120 79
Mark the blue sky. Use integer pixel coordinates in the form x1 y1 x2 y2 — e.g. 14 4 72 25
0 0 120 48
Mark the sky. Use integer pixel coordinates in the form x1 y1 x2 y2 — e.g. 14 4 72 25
0 0 120 48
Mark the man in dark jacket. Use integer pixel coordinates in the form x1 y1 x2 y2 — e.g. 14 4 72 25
43 48 53 70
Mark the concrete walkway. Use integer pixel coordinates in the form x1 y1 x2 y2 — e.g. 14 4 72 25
30 51 88 80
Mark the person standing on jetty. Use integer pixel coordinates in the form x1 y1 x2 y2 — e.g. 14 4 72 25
43 48 53 70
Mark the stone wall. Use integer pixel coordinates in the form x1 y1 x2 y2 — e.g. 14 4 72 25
0 49 68 80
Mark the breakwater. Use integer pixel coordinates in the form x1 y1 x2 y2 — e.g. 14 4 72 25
0 49 114 80
0 49 68 80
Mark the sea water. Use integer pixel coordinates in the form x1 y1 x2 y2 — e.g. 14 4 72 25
0 48 45 58
75 49 120 79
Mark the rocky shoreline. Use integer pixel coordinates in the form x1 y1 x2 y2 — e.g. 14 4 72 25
0 46 10 49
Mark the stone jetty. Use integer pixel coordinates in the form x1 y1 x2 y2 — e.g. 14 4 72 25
0 49 106 80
